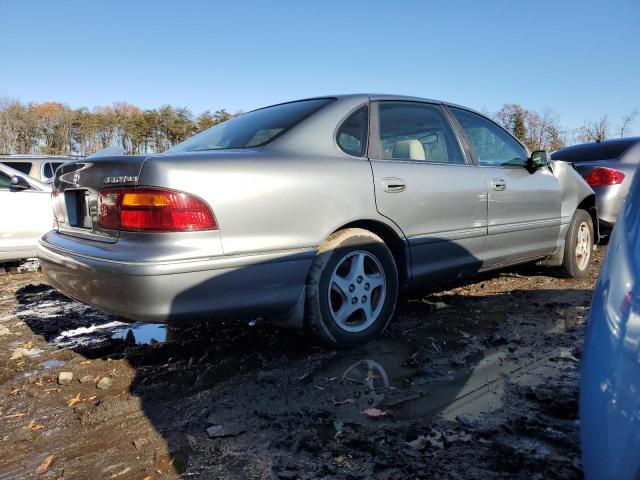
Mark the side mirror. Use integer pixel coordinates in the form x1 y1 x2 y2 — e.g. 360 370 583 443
528 150 550 170
10 175 30 190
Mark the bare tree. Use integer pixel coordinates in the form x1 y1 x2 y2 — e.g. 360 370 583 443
574 116 609 143
619 109 638 138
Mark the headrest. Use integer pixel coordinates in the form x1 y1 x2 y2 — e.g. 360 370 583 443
392 139 425 160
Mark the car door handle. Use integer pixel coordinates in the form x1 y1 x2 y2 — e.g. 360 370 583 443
491 178 507 191
381 177 406 193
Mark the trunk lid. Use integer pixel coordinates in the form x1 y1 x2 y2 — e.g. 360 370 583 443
53 155 149 242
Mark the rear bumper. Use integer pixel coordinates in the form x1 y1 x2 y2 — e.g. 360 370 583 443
37 232 314 323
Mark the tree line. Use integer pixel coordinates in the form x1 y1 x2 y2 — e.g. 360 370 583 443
0 96 637 156
0 97 236 156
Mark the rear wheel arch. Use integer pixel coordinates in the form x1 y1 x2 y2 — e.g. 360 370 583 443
328 220 410 289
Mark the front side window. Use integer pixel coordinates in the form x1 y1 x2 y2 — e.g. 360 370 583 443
168 98 335 152
450 108 527 167
377 102 465 164
336 106 368 157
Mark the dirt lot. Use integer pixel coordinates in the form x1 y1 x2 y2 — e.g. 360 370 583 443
0 250 602 479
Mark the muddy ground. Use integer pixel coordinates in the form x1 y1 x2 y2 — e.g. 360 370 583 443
0 251 602 479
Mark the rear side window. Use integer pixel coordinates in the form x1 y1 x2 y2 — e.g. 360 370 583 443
450 108 527 167
1 162 32 175
377 102 465 164
43 162 64 178
336 106 368 157
43 162 54 178
168 98 335 152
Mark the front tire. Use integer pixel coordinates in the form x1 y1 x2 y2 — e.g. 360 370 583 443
561 209 594 278
305 228 398 348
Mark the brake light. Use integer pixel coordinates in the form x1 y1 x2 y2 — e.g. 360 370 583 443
98 187 217 232
583 167 625 187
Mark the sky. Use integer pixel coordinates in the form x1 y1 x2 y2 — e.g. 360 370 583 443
1 0 639 135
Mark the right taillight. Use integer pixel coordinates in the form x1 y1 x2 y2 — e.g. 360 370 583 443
583 167 625 187
98 187 217 232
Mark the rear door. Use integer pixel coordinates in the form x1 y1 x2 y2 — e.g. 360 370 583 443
369 101 488 285
448 107 561 266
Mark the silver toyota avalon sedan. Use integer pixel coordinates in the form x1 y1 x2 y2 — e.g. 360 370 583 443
38 95 597 348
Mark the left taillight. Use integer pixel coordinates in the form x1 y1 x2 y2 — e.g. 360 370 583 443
98 187 218 232
583 167 626 187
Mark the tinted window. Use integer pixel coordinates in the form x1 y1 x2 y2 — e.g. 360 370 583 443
551 141 634 163
451 108 527 167
0 171 12 188
1 162 32 175
43 162 53 178
378 102 464 164
42 161 64 179
168 98 335 152
336 106 368 156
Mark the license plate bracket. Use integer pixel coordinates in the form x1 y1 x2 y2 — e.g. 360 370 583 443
64 190 92 229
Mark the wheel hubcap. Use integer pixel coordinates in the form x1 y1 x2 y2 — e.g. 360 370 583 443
328 250 386 332
575 221 591 270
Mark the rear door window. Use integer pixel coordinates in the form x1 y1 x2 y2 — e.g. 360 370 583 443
377 102 465 164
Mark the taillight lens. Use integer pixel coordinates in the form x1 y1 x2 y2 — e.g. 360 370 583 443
583 167 626 187
98 187 217 232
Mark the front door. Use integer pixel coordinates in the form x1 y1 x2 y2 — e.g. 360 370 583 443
369 101 488 285
448 107 561 266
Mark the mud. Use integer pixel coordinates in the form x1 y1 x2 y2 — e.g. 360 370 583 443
0 252 601 479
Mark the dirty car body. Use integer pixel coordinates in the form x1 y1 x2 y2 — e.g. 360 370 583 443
38 95 597 347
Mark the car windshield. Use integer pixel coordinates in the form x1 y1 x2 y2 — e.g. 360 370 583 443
168 98 334 152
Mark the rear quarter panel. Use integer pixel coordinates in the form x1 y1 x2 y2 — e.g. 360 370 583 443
139 150 381 255
549 160 598 239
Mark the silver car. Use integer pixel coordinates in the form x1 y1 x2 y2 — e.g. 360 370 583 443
38 95 597 347
551 138 639 237
0 163 52 261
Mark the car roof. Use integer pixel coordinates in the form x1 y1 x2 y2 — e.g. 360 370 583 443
0 153 83 160
255 94 488 117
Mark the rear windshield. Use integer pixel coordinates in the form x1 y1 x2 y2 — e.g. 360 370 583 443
168 98 335 153
551 141 634 163
1 161 32 175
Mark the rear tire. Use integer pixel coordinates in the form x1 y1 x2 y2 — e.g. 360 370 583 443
560 209 594 278
305 228 398 348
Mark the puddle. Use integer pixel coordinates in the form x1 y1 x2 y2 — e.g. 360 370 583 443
42 359 65 369
111 323 167 345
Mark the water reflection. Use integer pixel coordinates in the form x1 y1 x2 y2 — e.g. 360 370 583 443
111 323 167 345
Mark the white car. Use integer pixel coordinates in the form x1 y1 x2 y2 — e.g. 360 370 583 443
0 163 52 262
